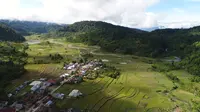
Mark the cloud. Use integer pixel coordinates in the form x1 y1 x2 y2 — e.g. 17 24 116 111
172 8 185 13
160 21 200 28
0 0 159 28
0 0 20 18
158 7 200 28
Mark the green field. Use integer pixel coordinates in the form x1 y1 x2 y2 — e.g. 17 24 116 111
7 36 200 112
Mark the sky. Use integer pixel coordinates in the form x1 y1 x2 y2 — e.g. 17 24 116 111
0 0 200 28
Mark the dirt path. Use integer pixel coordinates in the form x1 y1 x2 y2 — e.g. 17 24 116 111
50 84 63 94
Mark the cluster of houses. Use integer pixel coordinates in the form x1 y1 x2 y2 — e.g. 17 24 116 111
0 60 104 112
62 60 103 84
29 78 57 93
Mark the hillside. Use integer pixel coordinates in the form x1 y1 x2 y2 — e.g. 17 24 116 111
0 19 65 35
59 21 145 33
148 28 200 57
54 21 200 57
0 42 27 96
55 21 154 56
0 24 25 42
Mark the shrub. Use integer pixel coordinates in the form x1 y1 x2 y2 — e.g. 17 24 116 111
163 90 169 94
156 90 162 93
50 53 63 61
152 62 180 72
172 86 178 90
99 65 121 79
151 64 170 72
190 76 200 82
132 56 138 59
142 59 154 64
165 73 179 82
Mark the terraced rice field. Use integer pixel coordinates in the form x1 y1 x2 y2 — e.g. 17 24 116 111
53 40 200 111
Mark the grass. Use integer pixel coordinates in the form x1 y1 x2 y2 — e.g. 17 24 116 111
7 36 200 111
25 34 41 40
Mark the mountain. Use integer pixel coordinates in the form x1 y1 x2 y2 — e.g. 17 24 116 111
0 19 66 35
141 26 168 32
53 21 154 56
59 21 145 33
53 21 200 57
141 27 159 32
0 24 25 42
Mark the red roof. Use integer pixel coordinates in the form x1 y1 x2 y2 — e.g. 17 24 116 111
48 79 56 84
0 108 16 112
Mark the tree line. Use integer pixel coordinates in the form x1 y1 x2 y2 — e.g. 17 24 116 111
46 21 200 58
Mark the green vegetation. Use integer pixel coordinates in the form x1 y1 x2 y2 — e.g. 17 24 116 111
99 64 120 79
2 37 199 111
190 76 200 82
23 37 200 111
0 24 25 42
0 42 27 97
151 62 179 72
0 19 65 35
2 19 200 111
44 21 200 58
165 73 180 83
192 100 200 111
180 41 200 76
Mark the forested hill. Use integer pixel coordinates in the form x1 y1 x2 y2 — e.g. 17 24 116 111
54 21 200 57
0 19 65 35
56 21 154 56
59 21 145 33
0 24 25 42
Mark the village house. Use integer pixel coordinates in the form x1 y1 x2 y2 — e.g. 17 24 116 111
60 73 70 78
47 79 57 85
31 84 41 92
52 93 65 100
30 81 42 86
39 78 47 82
68 90 83 98
45 100 53 107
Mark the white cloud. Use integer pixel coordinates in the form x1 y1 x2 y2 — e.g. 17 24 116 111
160 21 200 28
0 0 160 28
158 8 200 28
3 0 200 29
172 8 185 13
0 0 20 19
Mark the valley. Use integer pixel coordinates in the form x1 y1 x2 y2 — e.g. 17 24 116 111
4 35 200 112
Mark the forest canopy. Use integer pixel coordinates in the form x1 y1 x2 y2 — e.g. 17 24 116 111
0 42 28 95
48 21 200 58
0 24 25 42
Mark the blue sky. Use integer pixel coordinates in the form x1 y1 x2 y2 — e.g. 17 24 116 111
148 0 184 12
20 0 43 8
147 0 200 28
148 0 200 13
1 0 200 28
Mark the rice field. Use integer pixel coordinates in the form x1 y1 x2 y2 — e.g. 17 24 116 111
7 37 200 112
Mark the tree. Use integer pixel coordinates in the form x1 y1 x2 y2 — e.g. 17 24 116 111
0 42 27 96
